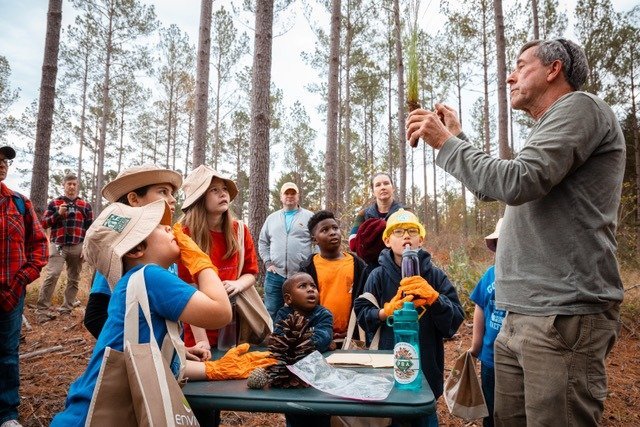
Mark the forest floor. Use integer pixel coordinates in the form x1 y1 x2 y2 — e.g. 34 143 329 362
16 272 640 426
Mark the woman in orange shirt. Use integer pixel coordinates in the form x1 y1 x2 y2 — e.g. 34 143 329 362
176 165 259 350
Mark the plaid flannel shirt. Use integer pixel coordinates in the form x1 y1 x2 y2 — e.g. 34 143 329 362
41 196 93 246
0 183 49 312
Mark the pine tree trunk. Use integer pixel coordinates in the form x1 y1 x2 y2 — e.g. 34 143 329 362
482 0 491 154
214 59 222 170
342 7 353 210
117 98 124 173
193 0 212 168
531 0 540 40
95 6 114 213
248 0 274 246
167 79 174 168
393 0 407 204
31 0 63 217
77 54 89 185
184 109 193 174
494 0 510 159
630 48 640 256
324 0 341 212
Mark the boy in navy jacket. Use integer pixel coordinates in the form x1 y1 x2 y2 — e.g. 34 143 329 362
355 209 464 426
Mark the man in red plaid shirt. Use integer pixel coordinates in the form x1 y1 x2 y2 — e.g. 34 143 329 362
0 145 48 427
36 173 93 321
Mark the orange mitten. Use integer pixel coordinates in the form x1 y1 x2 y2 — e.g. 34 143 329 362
399 276 439 306
383 288 414 317
204 343 277 381
172 223 215 278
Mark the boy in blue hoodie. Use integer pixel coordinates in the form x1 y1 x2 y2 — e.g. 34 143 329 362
354 209 464 427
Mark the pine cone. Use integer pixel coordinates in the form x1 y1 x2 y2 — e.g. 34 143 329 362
247 367 270 389
267 311 316 388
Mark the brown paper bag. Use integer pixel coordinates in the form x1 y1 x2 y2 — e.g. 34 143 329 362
444 351 489 420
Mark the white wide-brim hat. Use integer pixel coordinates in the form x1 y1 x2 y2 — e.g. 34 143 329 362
181 165 238 211
484 218 503 241
101 164 183 203
83 199 172 289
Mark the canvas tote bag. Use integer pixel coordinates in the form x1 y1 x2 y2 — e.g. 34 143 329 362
85 347 137 426
85 266 199 427
342 292 381 351
234 220 273 344
444 351 489 420
333 292 389 427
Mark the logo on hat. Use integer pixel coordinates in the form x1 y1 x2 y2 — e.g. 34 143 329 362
103 214 131 233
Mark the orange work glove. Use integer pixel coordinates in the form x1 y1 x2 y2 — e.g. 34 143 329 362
383 288 414 317
172 223 215 278
399 276 439 306
204 343 277 380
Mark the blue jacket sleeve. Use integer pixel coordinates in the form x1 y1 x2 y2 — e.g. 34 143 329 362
425 266 465 338
273 307 289 336
311 307 334 352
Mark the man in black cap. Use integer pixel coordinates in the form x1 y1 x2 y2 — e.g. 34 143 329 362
0 145 48 427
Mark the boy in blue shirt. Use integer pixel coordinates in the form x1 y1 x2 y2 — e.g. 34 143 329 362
469 218 505 427
52 200 273 426
354 209 464 427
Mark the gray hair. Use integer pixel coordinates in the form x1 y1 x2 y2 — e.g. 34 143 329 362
63 173 78 183
520 38 589 91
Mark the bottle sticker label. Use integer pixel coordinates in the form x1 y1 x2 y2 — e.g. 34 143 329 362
393 342 419 384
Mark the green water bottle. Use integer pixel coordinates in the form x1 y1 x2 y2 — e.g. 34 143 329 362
386 302 422 390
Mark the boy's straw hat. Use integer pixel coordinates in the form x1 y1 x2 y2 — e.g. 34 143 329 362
101 164 182 203
383 209 426 240
181 165 238 211
83 199 172 289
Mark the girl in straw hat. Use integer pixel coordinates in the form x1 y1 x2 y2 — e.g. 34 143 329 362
177 165 259 351
84 164 182 339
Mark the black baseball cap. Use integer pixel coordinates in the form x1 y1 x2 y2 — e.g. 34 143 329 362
0 146 16 160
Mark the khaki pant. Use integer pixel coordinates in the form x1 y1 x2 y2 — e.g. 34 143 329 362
37 243 84 311
494 308 620 427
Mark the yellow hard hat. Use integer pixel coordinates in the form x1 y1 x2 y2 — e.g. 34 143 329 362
383 209 426 240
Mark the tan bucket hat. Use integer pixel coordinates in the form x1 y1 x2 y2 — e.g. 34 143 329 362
484 218 503 240
83 199 172 289
181 165 238 211
485 218 503 252
101 164 183 203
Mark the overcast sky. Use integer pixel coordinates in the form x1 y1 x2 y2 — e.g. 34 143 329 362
0 0 636 191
